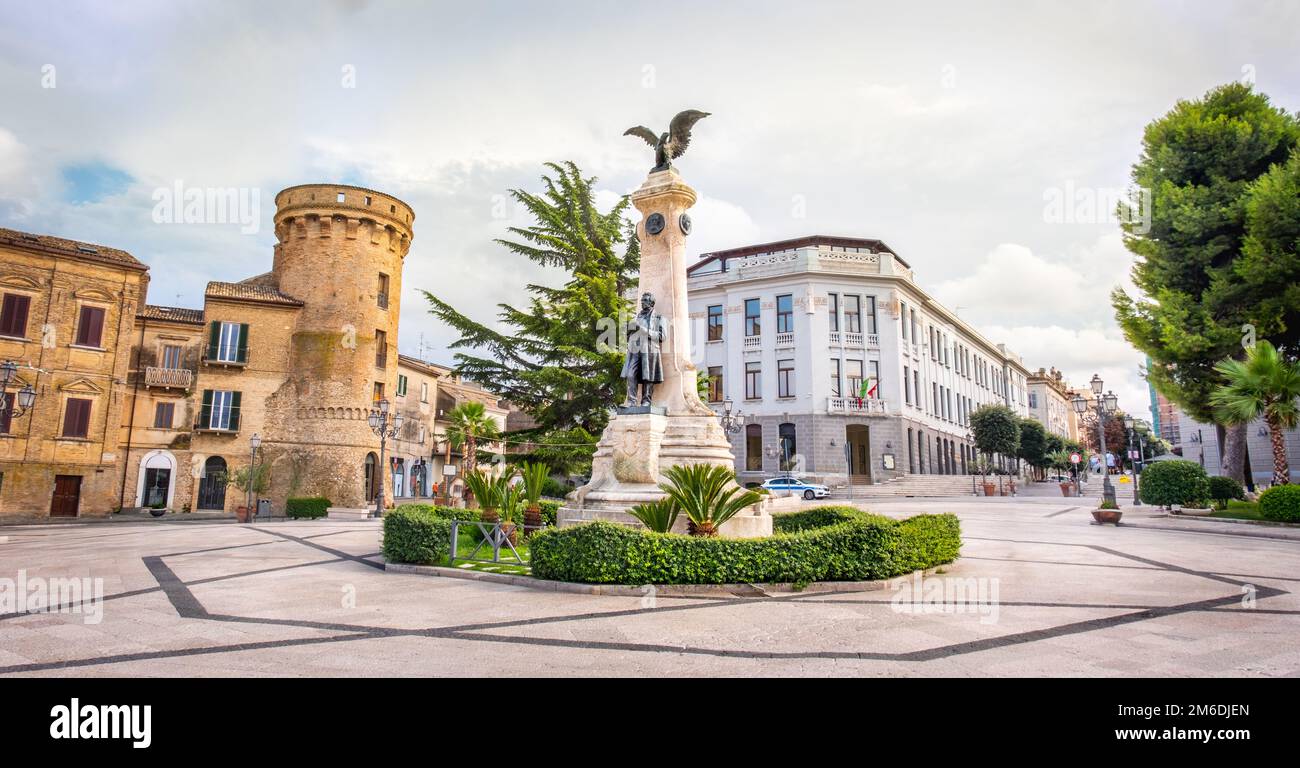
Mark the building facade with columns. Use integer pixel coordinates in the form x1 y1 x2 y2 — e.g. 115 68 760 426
1027 367 1078 442
687 236 1032 488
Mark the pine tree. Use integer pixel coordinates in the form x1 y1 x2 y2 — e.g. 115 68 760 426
423 161 640 447
1112 82 1300 483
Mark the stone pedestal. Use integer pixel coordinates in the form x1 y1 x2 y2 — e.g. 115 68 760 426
560 170 772 538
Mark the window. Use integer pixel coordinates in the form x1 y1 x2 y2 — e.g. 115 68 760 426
917 430 925 474
778 423 797 471
707 304 723 341
377 273 390 309
202 390 240 431
707 366 723 402
375 330 387 368
745 361 761 399
0 396 12 434
397 374 408 397
930 327 938 360
828 293 839 332
900 301 908 341
913 369 921 410
864 296 877 335
373 382 384 403
744 298 761 337
208 321 248 364
933 382 939 415
904 365 912 404
75 306 106 348
777 359 795 398
844 295 861 334
776 294 793 334
907 428 915 473
910 308 918 343
846 359 864 397
0 293 31 338
745 423 763 472
161 345 182 370
420 382 429 403
830 359 841 398
867 361 880 399
61 398 92 438
153 402 175 429
1028 392 1038 409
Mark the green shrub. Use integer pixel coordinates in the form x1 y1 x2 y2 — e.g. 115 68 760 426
529 507 961 584
541 477 571 499
285 497 330 519
382 507 453 565
1207 476 1246 508
538 500 561 527
1138 460 1210 507
1259 485 1300 523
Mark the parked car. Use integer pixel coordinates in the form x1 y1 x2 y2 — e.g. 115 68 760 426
761 476 830 500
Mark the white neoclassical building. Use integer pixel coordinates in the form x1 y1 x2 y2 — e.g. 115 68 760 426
687 236 1032 487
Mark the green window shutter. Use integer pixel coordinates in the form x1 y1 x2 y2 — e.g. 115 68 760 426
228 391 242 431
200 389 213 429
230 391 242 431
236 323 250 363
206 322 220 361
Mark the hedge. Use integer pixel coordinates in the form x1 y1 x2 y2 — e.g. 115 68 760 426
1139 460 1210 507
1259 485 1300 523
286 497 330 519
528 506 961 585
382 507 454 565
1207 476 1245 508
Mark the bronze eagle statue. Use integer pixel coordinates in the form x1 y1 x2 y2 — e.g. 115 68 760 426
624 109 711 172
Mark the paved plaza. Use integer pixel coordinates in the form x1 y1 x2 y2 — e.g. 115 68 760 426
1 496 1297 677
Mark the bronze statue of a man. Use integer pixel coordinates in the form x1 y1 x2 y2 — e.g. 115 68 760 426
622 292 666 407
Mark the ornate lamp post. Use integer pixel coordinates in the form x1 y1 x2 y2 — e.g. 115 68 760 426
367 399 403 518
248 432 262 518
0 361 37 419
1072 374 1118 507
717 398 745 434
1124 415 1141 506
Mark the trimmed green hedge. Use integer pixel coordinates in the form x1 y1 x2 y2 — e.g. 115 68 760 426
528 506 961 584
1207 476 1245 508
1139 460 1209 506
1259 485 1300 523
286 497 330 519
382 507 454 565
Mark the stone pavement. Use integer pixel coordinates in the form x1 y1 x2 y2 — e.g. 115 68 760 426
0 497 1297 677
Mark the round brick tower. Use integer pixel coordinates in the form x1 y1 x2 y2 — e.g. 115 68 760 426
269 184 414 509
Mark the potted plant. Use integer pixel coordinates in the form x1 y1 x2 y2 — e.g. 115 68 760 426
497 480 523 546
462 470 503 523
148 501 167 518
1092 497 1123 525
975 457 996 497
227 463 270 523
1049 451 1074 496
1176 496 1214 516
518 461 549 535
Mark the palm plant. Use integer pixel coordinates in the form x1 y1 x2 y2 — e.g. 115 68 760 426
517 461 549 531
443 401 501 474
658 463 761 538
627 497 679 533
1211 340 1300 486
462 469 504 522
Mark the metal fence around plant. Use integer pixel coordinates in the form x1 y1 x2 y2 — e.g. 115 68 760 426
448 519 545 566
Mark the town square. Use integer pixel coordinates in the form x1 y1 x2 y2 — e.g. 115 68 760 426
0 0 1298 719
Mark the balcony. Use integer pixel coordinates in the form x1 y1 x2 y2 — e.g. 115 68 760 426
775 331 794 348
827 397 888 416
144 367 193 390
744 335 761 349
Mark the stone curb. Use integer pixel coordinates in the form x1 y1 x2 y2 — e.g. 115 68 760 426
384 561 934 596
1154 512 1300 529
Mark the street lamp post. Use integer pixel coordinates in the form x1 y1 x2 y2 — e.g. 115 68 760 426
367 399 404 518
1073 374 1118 507
0 360 38 419
717 398 745 435
248 432 262 519
1124 415 1141 507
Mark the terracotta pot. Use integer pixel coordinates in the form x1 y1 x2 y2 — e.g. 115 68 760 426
498 522 518 547
523 505 543 535
982 483 996 497
1059 483 1074 497
1092 508 1123 525
236 506 251 523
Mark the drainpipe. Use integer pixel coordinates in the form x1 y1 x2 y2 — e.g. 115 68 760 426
118 314 146 512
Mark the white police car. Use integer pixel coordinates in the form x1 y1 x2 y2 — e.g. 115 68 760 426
761 476 831 500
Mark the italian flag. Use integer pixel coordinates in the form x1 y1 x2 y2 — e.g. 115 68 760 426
856 376 878 403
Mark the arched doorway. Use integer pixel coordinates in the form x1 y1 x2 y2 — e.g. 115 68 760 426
778 423 797 472
364 452 378 505
197 456 227 510
745 424 763 472
137 450 176 509
845 424 871 482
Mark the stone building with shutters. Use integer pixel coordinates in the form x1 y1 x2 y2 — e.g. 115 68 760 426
0 228 149 519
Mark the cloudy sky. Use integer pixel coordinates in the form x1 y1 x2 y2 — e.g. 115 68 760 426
2 0 1297 415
